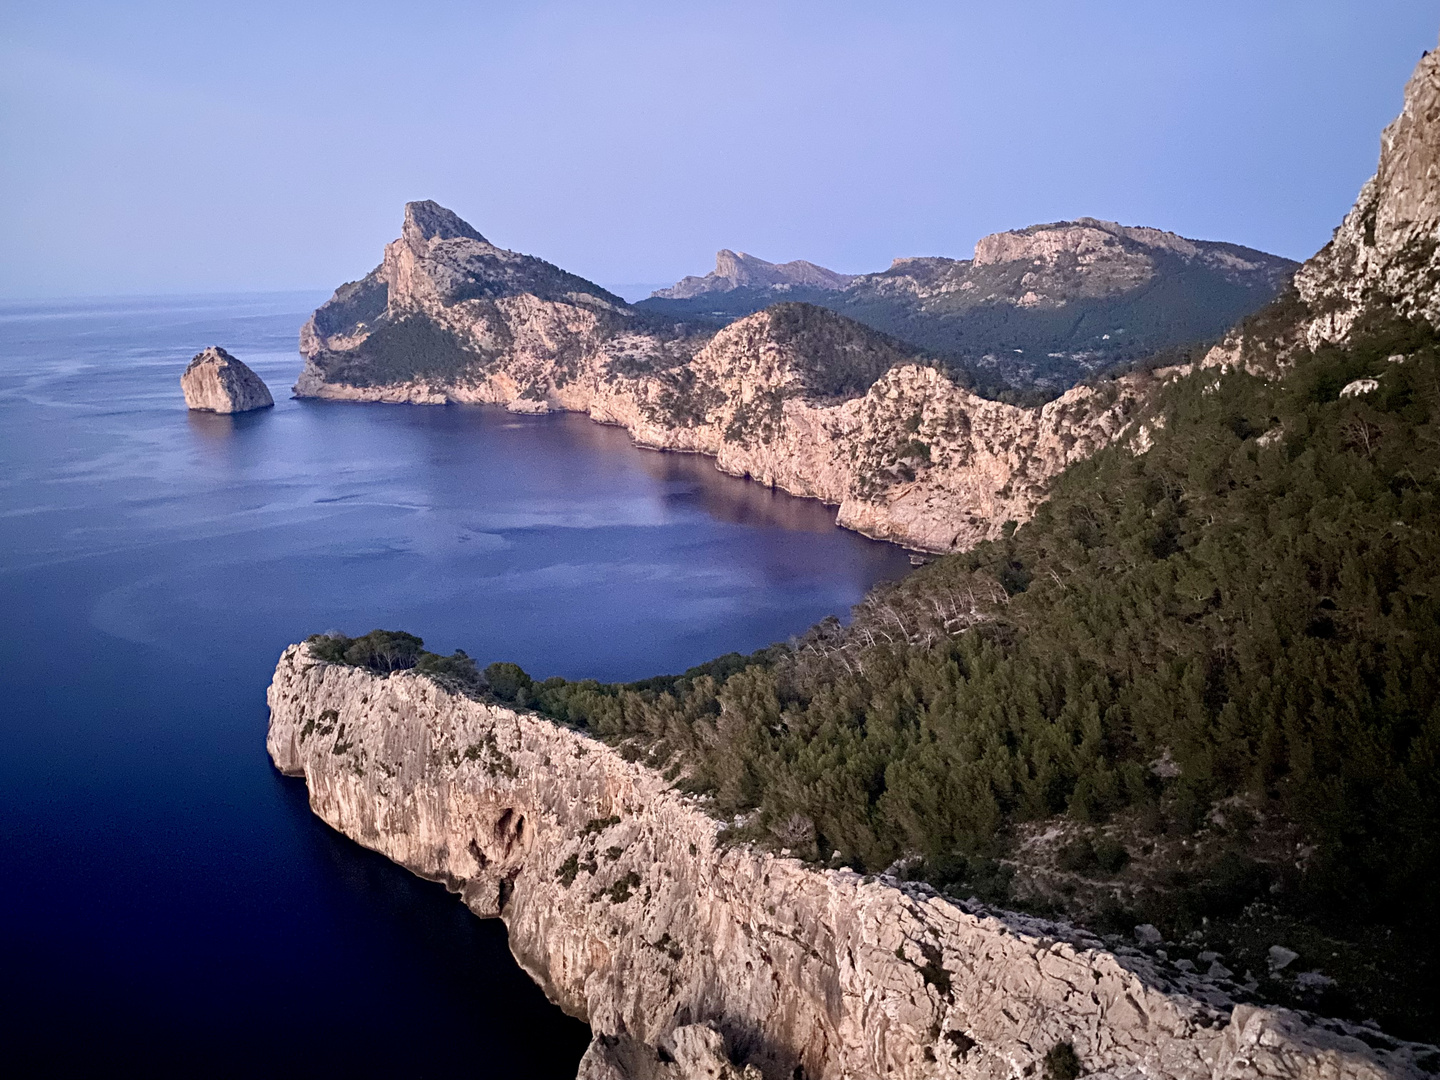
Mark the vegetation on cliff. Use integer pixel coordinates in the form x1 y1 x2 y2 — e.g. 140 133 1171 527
454 305 1440 1039
306 629 485 691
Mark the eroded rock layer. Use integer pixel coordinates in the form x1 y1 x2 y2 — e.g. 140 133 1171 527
267 644 1426 1080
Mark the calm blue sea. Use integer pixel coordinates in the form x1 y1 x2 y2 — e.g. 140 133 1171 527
0 294 910 1076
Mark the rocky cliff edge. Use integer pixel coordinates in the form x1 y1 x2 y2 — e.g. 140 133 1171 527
267 644 1432 1080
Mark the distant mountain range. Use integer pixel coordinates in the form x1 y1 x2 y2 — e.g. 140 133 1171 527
639 220 1297 390
652 249 856 299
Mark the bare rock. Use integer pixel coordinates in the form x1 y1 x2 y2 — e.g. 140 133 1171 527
180 347 274 414
1293 35 1440 348
1269 946 1300 973
577 1025 759 1080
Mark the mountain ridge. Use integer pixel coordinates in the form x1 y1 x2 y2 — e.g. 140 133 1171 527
653 248 856 299
640 218 1296 389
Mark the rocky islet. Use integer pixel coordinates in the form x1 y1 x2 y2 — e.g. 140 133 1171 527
180 346 274 414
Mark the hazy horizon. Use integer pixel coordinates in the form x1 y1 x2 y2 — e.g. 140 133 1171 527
3 1 1437 299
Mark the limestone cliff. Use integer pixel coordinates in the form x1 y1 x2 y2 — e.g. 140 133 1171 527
873 219 1292 312
180 346 273 413
1294 40 1440 348
296 204 1149 551
1203 36 1440 374
267 644 1431 1080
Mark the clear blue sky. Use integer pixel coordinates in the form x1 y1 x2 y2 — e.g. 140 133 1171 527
2 1 1437 297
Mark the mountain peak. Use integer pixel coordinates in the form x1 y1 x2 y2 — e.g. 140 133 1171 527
653 250 855 300
402 200 488 245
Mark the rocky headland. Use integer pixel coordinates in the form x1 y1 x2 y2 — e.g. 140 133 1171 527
267 644 1433 1079
180 346 274 413
294 202 1152 551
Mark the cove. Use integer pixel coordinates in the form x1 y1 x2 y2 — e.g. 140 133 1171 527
0 294 911 1077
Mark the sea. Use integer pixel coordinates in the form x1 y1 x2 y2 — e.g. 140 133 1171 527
0 293 911 1076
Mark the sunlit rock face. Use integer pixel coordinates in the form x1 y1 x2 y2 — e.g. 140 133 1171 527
640 219 1295 391
267 644 1428 1080
295 203 1151 552
180 346 274 413
1295 39 1440 348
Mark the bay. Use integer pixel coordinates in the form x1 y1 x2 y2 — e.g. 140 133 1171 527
0 294 910 1077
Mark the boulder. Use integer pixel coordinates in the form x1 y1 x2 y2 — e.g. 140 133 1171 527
181 347 274 413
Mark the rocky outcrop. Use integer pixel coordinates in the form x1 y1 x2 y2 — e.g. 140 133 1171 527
1295 38 1440 348
296 204 1150 551
180 346 274 413
653 250 855 299
267 644 1432 1079
1196 37 1440 376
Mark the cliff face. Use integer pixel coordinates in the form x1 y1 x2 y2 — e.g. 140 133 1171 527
267 644 1429 1080
653 250 855 299
1295 41 1440 348
297 205 1149 551
1197 38 1440 376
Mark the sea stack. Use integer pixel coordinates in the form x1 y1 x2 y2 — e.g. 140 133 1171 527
181 347 274 413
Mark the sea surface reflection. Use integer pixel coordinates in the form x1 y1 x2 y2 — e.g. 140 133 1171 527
0 294 910 1077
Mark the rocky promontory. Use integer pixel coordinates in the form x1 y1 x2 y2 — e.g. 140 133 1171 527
267 644 1432 1079
181 346 274 413
294 203 1149 552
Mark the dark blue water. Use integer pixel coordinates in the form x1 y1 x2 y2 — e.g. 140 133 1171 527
0 294 910 1076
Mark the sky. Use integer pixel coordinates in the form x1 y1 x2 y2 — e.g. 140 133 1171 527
2 1 1438 298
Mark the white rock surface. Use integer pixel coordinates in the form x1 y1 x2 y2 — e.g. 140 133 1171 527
1339 379 1379 398
266 644 1431 1079
180 346 274 413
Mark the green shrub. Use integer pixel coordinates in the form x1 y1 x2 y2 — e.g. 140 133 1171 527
1057 838 1097 873
1043 1041 1081 1080
307 631 483 689
1093 838 1130 875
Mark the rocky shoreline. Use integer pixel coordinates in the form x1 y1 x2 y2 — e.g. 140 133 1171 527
266 644 1431 1079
